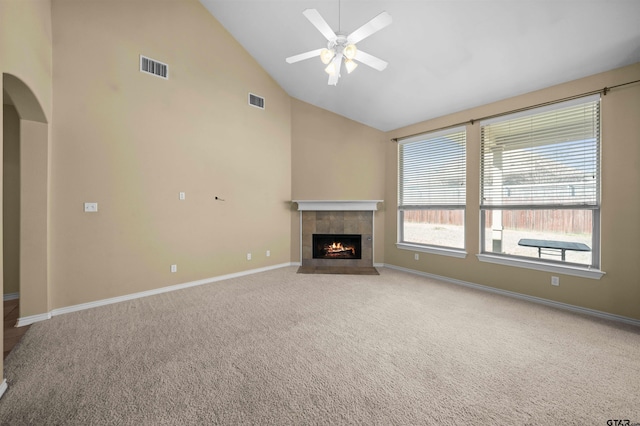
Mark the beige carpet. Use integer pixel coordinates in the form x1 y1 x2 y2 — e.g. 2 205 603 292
2 267 639 425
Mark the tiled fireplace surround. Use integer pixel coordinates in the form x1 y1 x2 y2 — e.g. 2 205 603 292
295 201 381 268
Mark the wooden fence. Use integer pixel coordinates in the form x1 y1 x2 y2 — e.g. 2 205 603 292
403 209 592 234
402 210 464 225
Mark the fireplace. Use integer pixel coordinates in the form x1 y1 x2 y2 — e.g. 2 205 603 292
292 200 382 271
313 234 362 260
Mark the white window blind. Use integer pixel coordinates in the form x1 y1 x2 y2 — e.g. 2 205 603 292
398 126 466 209
481 95 600 209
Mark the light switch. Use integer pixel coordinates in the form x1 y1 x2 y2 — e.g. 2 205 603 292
179 192 185 200
84 202 98 212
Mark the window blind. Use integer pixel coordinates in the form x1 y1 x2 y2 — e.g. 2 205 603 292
398 126 466 209
480 95 600 209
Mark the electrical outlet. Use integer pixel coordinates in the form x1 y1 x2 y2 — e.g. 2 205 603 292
84 202 98 212
247 253 252 261
171 264 177 273
414 253 419 260
551 276 559 286
179 192 185 200
266 250 270 257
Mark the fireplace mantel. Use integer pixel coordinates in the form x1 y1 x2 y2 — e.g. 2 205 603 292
293 200 382 211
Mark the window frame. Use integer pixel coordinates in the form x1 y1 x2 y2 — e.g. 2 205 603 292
477 95 604 279
396 126 467 258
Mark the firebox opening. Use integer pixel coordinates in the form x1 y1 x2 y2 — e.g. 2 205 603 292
313 234 362 260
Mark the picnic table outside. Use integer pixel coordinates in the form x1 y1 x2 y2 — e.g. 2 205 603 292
517 238 591 261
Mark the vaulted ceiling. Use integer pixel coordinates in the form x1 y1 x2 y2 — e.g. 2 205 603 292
200 0 640 131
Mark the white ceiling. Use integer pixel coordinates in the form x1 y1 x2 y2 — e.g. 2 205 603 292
199 0 640 132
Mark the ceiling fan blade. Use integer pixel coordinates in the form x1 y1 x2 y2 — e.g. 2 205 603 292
303 9 337 41
347 11 392 44
354 50 388 71
286 48 324 64
327 53 342 86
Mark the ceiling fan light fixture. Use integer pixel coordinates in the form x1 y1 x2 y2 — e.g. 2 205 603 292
320 48 335 64
343 44 357 60
345 58 358 74
324 61 337 75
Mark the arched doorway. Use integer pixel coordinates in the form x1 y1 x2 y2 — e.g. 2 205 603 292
2 73 50 325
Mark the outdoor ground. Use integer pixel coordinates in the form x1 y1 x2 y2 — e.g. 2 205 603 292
404 222 592 265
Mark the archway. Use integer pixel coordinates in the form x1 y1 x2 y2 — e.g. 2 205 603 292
2 73 50 324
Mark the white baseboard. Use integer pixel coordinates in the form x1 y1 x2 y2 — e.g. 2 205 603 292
17 263 297 325
3 293 19 301
383 264 640 328
16 312 52 327
0 379 7 400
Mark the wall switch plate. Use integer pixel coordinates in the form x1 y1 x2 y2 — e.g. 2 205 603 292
551 276 560 286
247 253 252 261
414 253 419 260
179 192 185 200
266 250 270 257
84 202 98 212
171 264 177 273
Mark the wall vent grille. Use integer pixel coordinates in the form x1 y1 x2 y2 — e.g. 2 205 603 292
140 55 168 79
249 93 265 109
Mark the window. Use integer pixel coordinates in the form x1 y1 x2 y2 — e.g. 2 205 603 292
480 95 600 268
398 126 466 254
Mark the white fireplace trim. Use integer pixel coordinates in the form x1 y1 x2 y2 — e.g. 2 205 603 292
293 200 382 211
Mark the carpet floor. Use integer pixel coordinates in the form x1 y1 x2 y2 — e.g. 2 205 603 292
1 266 639 425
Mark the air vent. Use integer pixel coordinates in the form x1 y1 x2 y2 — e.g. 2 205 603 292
140 55 168 79
249 93 265 109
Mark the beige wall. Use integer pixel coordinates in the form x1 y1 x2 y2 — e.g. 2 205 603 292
290 99 386 264
49 0 292 308
3 104 20 296
1 0 53 389
20 120 50 316
0 0 53 120
385 62 640 321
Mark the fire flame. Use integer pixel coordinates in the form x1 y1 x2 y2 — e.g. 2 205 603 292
325 241 355 255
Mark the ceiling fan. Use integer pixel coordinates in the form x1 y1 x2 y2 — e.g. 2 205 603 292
285 8 392 86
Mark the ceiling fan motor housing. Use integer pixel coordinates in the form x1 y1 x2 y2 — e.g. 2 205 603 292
327 34 357 62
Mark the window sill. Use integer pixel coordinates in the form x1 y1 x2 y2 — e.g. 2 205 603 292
397 243 467 259
476 254 605 279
